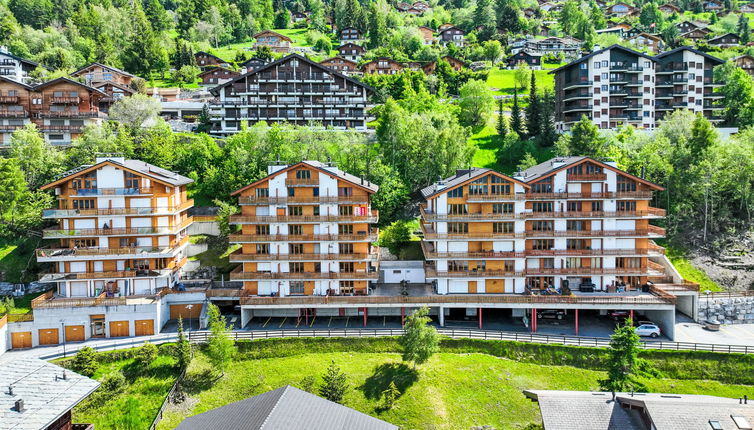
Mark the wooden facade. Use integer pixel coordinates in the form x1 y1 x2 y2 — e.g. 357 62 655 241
198 67 241 85
209 54 371 133
253 30 293 53
319 57 359 74
361 57 404 75
228 161 379 297
195 51 230 70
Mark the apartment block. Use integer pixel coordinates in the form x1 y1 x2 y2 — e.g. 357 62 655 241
228 161 379 298
0 76 105 147
420 157 667 294
37 155 193 299
420 169 530 295
208 54 371 133
0 46 41 84
552 45 723 131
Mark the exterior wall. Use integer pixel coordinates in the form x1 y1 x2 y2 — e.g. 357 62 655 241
361 59 404 74
210 56 370 133
0 51 36 84
199 68 241 85
253 32 293 53
73 65 133 87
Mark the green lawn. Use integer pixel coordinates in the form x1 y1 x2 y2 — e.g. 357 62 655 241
156 349 754 430
486 68 555 96
71 350 181 430
212 28 337 61
657 240 722 292
469 124 555 174
0 236 43 284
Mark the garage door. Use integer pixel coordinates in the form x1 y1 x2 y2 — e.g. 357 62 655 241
65 325 85 342
38 328 59 345
135 319 154 336
11 332 32 349
170 304 202 319
109 321 130 337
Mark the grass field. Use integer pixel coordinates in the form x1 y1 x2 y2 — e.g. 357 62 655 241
657 240 722 292
486 68 556 96
212 28 335 61
0 236 42 284
156 349 754 430
469 124 555 173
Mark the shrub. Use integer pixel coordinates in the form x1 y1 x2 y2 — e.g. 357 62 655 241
135 342 158 368
101 371 126 393
70 347 98 377
298 375 316 393
319 361 348 404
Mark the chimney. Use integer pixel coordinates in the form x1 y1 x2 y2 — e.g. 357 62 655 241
7 385 13 396
14 399 24 412
745 395 749 405
641 166 646 179
593 44 601 52
0 46 8 54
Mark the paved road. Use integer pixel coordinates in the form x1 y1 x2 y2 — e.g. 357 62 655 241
674 319 754 346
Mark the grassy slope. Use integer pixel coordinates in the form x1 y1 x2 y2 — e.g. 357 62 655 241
189 241 240 276
72 354 180 429
469 124 555 173
657 240 722 292
486 68 555 96
0 236 42 284
157 350 754 430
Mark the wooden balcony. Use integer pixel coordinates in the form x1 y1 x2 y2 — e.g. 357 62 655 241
421 242 525 259
522 209 666 218
465 194 524 202
526 191 654 200
36 110 103 118
65 186 154 196
36 237 189 260
566 173 608 181
229 232 378 242
50 96 81 104
424 268 525 278
284 178 319 186
42 217 193 238
230 267 379 280
238 195 369 205
229 211 378 224
43 199 194 217
525 227 666 237
0 110 27 118
525 247 664 256
229 250 379 262
524 267 656 275
0 95 19 103
31 290 159 309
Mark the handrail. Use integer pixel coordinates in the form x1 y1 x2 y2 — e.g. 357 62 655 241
238 195 370 204
229 251 379 261
36 237 189 258
229 212 378 223
42 200 194 217
229 232 378 242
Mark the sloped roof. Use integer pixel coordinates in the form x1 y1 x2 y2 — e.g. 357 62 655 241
654 46 724 64
197 66 240 77
320 57 358 66
209 53 374 96
0 50 44 69
42 157 193 190
254 30 293 42
71 62 135 79
195 50 228 63
175 385 397 430
0 358 100 430
232 160 378 196
550 44 653 74
0 75 33 90
420 168 529 199
33 76 108 96
516 156 664 190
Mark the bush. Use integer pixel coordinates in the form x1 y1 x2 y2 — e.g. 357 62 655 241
100 371 126 393
70 347 99 377
135 342 158 368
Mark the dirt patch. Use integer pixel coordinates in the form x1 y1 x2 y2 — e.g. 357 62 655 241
685 231 754 291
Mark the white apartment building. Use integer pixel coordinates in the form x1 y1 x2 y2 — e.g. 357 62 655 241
0 46 41 84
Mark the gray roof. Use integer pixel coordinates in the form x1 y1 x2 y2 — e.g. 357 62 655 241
175 385 398 430
302 160 379 192
526 390 754 430
515 156 586 182
0 358 100 430
420 167 495 199
120 159 194 186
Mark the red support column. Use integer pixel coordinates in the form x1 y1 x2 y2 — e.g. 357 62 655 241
363 307 368 327
630 309 634 322
478 307 483 329
575 309 579 336
531 308 536 333
305 309 309 327
401 307 405 326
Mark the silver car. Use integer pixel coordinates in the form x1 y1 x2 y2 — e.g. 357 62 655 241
636 324 661 338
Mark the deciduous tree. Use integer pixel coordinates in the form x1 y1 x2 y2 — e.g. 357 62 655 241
400 306 439 369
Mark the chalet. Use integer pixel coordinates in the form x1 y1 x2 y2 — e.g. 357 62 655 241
438 23 455 31
0 46 43 85
510 38 528 53
361 57 404 75
734 54 754 77
291 11 307 22
253 30 293 53
418 26 435 44
703 0 723 11
406 6 424 14
198 66 241 86
507 51 543 69
413 1 430 10
396 1 411 11
741 2 754 12
71 63 134 87
0 359 101 430
438 26 465 46
676 21 705 33
422 55 465 74
708 32 740 47
526 36 582 59
658 3 681 13
319 57 359 74
596 26 627 37
606 2 636 17
240 57 269 72
194 51 230 70
337 43 366 62
92 81 134 112
339 27 362 44
681 28 711 41
630 32 664 52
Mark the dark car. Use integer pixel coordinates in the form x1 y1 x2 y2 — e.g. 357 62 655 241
579 282 596 292
537 309 566 320
608 310 630 321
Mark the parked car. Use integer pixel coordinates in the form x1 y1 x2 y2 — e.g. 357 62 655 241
635 320 654 327
579 282 596 292
608 310 630 321
537 309 566 320
636 324 661 338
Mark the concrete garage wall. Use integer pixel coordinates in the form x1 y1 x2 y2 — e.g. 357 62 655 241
644 309 675 340
676 295 697 321
244 307 434 319
188 221 220 236
699 295 754 324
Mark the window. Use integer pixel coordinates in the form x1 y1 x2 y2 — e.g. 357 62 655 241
531 220 553 231
448 260 469 272
468 183 487 195
313 206 320 216
532 239 554 250
491 182 510 195
592 201 602 211
290 262 305 272
288 206 303 216
338 224 353 235
289 243 304 254
72 199 95 209
532 202 553 212
617 201 636 212
288 225 303 235
338 187 353 196
289 281 305 295
567 201 582 212
295 169 311 179
567 239 587 250
256 188 269 197
339 262 355 272
125 172 139 188
567 220 585 231
492 203 513 214
339 243 354 254
448 223 468 233
531 178 552 193
448 204 468 215
256 244 269 254
72 172 96 189
340 280 354 294
287 187 295 197
542 258 555 269
565 257 582 268
447 187 463 198
339 205 353 216
493 222 514 233
616 257 641 268
616 175 637 192
74 239 96 247
504 260 515 272
256 225 270 235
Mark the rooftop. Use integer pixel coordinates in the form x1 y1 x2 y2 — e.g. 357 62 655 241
0 358 100 430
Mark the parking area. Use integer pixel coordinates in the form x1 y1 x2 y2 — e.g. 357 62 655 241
244 315 405 330
674 315 754 346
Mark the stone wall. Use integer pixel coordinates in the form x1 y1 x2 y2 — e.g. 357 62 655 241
698 295 754 324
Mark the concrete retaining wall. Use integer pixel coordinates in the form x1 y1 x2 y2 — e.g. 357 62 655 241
698 295 754 324
188 221 220 236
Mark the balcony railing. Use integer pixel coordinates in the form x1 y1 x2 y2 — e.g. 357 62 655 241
42 217 193 238
229 211 379 224
524 267 656 275
524 227 666 237
425 268 525 278
0 95 19 103
36 237 188 259
284 178 320 186
526 191 654 199
525 247 664 256
566 173 607 181
229 251 379 261
230 268 379 280
43 199 194 217
65 187 153 196
35 111 103 118
238 195 369 205
0 110 27 118
230 232 378 242
464 193 524 202
522 209 666 218
50 96 81 104
31 290 160 309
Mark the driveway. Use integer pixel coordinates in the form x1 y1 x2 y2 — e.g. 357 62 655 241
674 316 754 346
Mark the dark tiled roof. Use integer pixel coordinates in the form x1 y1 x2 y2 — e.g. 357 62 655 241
301 160 379 192
525 390 644 430
420 167 495 198
175 385 397 430
516 156 587 182
71 62 135 78
549 44 653 74
654 46 724 64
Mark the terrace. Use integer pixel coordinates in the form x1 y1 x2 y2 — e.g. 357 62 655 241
29 290 161 309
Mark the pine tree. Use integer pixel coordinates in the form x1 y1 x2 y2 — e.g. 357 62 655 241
496 98 508 137
537 90 557 146
121 1 163 77
319 361 348 403
510 86 526 137
367 0 387 49
176 317 192 369
526 73 541 138
739 15 751 44
206 303 235 377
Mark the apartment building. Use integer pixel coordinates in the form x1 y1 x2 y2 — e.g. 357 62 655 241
0 76 105 147
208 54 371 133
552 44 723 131
319 57 359 74
228 161 379 300
37 155 193 297
0 46 42 84
420 169 530 295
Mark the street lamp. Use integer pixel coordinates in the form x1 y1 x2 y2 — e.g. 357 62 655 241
61 321 66 358
705 290 711 321
185 304 194 335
